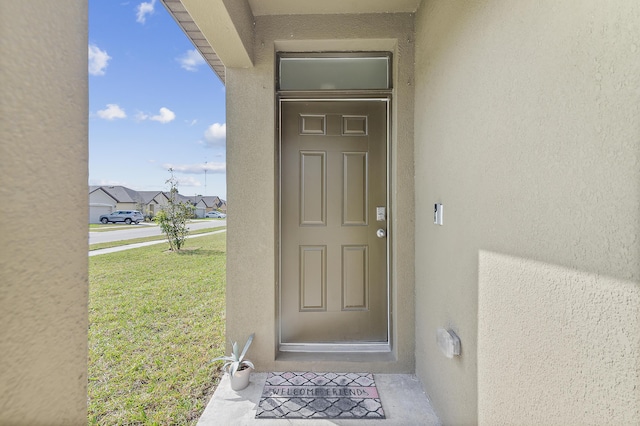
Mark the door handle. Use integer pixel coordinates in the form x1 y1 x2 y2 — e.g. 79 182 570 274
376 228 386 238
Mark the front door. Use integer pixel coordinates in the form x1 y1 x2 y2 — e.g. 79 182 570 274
280 100 388 348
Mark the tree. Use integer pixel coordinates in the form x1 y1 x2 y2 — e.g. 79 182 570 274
155 169 194 251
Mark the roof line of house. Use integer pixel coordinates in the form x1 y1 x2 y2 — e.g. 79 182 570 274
89 185 225 207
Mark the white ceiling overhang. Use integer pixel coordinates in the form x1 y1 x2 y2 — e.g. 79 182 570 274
161 0 422 84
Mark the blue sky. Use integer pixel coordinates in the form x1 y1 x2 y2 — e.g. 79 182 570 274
89 0 226 199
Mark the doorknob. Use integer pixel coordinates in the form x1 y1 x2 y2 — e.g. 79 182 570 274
376 228 386 238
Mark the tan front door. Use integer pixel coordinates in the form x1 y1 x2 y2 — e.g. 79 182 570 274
280 100 388 347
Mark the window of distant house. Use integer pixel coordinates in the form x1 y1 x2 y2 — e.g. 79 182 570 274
278 53 391 91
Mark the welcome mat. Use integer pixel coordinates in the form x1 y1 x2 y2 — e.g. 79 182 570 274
256 372 385 419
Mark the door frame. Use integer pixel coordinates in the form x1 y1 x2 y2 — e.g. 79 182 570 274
276 94 393 353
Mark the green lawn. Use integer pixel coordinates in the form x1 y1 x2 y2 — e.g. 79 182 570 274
90 223 140 232
89 227 226 251
88 233 226 425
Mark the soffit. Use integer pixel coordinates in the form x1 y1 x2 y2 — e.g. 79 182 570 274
162 0 227 83
161 0 422 85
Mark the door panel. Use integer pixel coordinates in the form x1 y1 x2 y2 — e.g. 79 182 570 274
343 152 368 225
300 245 326 311
281 100 388 345
300 151 326 225
342 245 368 310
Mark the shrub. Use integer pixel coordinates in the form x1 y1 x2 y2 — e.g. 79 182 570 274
154 169 194 251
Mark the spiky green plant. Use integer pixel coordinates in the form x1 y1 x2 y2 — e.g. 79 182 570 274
212 333 255 376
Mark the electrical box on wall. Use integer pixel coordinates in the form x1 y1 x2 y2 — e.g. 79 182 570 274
434 204 443 225
437 328 461 358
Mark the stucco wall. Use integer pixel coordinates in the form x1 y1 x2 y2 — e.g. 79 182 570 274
414 1 639 424
225 13 415 372
0 1 88 424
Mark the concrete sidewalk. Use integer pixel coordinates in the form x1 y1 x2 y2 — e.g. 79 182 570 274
89 229 226 256
198 373 441 425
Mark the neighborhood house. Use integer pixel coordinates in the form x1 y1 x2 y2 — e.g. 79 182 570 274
89 185 226 223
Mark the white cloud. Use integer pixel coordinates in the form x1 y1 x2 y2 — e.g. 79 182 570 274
136 0 155 24
163 162 226 174
135 107 175 123
88 44 111 76
135 111 149 121
176 176 202 187
177 49 206 72
150 107 176 123
97 104 126 120
90 178 129 187
204 123 226 146
186 119 198 126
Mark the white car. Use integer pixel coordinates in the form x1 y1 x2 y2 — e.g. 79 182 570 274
205 211 226 218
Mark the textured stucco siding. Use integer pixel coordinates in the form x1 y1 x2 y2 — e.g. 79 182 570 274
414 0 640 424
225 13 416 373
478 252 640 425
0 1 89 424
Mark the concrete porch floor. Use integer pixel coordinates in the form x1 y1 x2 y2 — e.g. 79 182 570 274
197 373 441 425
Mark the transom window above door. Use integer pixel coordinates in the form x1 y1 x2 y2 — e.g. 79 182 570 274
278 53 391 91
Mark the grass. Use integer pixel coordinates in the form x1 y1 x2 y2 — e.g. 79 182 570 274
88 232 226 425
90 223 140 232
89 227 226 251
90 219 224 233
